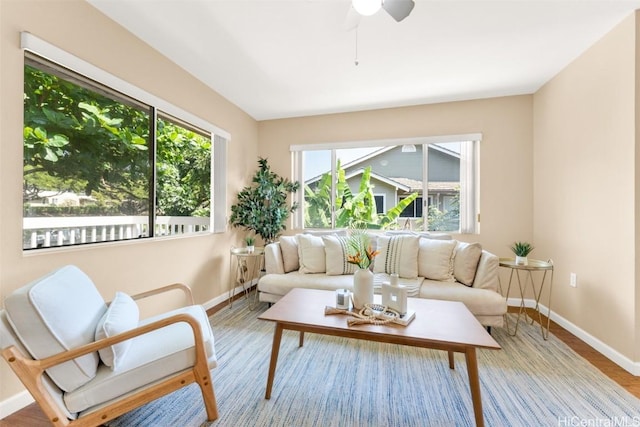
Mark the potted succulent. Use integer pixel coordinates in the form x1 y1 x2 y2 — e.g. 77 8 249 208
245 235 255 253
510 241 534 265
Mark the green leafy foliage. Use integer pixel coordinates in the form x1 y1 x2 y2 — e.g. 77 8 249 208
345 228 379 269
510 241 534 257
23 64 211 218
229 158 300 243
304 161 418 229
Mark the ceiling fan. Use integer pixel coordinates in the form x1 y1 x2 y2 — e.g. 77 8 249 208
344 0 415 31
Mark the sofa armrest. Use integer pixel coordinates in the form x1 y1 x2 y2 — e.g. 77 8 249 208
472 250 500 293
264 242 285 274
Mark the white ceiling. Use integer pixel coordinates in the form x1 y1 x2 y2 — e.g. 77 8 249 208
88 0 640 121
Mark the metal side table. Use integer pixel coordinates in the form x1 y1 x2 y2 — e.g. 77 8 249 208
499 258 554 340
229 246 264 310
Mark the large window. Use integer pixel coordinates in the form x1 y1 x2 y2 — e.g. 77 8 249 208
21 33 228 250
293 135 480 234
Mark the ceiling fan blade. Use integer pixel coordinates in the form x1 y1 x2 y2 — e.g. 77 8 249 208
344 4 362 31
382 0 415 22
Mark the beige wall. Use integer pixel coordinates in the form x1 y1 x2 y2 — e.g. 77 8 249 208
258 95 534 257
0 0 258 402
533 13 637 360
636 11 640 371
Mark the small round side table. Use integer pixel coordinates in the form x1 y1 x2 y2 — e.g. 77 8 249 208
499 258 554 340
229 246 264 310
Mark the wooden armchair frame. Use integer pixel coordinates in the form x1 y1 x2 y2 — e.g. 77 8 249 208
2 282 218 427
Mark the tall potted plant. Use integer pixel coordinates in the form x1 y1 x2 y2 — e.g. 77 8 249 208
229 158 300 244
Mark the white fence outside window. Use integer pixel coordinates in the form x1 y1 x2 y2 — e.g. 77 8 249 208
23 216 210 249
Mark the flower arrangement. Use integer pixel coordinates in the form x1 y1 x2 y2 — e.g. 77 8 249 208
346 229 379 269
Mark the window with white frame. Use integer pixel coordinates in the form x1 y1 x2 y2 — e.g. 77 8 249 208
292 135 480 233
21 33 228 250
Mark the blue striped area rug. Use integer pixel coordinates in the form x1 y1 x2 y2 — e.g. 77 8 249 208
106 296 640 427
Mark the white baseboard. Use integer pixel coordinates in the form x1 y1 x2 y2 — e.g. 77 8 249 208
202 280 258 311
0 390 34 419
507 298 640 376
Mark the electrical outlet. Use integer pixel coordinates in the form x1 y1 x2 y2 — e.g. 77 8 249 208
570 273 577 288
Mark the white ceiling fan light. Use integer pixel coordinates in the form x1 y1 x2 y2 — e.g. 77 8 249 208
347 0 415 30
352 0 382 17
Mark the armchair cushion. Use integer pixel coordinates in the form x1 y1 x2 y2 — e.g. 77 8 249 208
4 265 107 392
95 292 139 370
64 305 216 414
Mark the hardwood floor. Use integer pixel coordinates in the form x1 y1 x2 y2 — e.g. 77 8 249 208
1 304 638 426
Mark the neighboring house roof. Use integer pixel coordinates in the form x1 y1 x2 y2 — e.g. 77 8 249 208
391 178 460 193
343 168 411 193
340 146 395 170
305 143 462 189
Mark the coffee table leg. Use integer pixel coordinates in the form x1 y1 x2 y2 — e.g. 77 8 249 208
265 322 284 399
448 351 455 369
464 348 484 427
299 331 304 347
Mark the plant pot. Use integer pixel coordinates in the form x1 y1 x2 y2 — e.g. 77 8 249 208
515 256 528 266
246 245 255 253
353 268 374 310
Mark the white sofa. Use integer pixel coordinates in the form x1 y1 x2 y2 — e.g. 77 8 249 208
258 233 507 328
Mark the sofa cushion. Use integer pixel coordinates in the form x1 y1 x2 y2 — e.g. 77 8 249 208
472 251 500 292
373 235 419 279
279 236 299 273
418 238 456 281
419 279 507 317
453 242 483 286
95 292 139 370
4 265 107 392
259 271 355 296
297 234 326 273
323 235 358 276
64 305 216 414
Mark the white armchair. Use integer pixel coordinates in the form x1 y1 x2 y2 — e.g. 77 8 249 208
0 265 218 426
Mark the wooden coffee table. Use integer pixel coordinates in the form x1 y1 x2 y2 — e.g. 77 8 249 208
258 288 501 427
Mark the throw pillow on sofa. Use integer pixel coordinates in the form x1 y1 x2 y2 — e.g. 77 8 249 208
453 242 483 286
297 234 326 274
323 235 358 276
418 238 456 281
373 235 419 279
279 235 299 273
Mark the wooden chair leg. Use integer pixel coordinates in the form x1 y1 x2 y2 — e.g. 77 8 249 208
193 361 218 421
197 378 219 421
